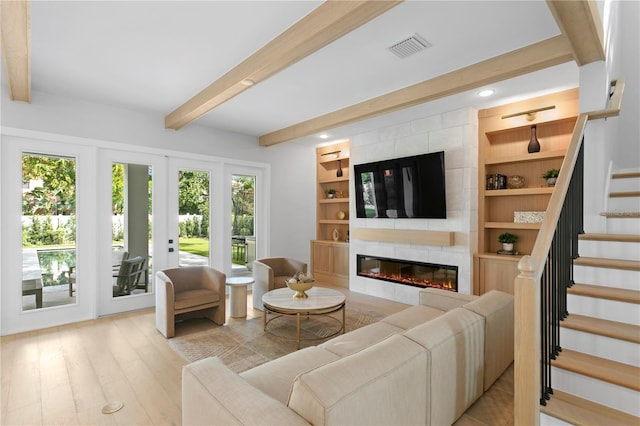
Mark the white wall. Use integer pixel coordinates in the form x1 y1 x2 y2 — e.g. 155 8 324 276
581 0 639 231
348 107 478 304
607 0 639 169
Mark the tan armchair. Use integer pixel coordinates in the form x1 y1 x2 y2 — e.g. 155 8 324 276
252 257 307 310
155 266 226 338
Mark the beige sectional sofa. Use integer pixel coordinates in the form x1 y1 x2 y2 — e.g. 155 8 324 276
182 288 514 425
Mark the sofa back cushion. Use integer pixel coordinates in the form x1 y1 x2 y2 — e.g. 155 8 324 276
319 321 403 358
419 288 477 311
462 290 514 390
241 346 340 404
289 334 428 425
403 307 485 426
381 304 445 330
183 357 309 426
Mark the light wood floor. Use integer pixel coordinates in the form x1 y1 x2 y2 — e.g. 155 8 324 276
1 286 513 425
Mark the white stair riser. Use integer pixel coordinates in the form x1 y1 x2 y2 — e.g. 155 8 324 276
610 177 640 192
605 218 640 234
560 327 640 366
608 197 640 212
573 266 640 291
551 367 640 416
567 294 640 325
578 240 640 261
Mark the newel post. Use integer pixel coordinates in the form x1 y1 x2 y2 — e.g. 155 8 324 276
515 255 541 425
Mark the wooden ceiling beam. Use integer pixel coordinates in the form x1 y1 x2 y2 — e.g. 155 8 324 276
165 0 402 130
546 0 605 66
259 35 574 146
1 0 31 103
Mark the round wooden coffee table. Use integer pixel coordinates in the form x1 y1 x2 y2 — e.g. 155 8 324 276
262 287 346 349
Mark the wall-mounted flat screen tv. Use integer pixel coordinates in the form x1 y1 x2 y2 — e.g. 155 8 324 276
354 151 446 219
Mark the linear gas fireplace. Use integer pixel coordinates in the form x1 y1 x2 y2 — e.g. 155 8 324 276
357 254 457 291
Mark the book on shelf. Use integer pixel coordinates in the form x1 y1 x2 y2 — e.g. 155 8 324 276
486 174 507 190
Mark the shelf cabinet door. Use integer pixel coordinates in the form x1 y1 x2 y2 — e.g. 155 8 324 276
312 241 333 275
332 244 349 276
474 255 520 295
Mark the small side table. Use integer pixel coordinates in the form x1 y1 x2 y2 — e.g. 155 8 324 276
225 277 254 318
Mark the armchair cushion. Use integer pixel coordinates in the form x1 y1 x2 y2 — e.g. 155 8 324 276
174 288 221 311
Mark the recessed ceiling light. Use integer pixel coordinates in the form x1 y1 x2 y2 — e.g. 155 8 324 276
240 79 255 87
318 134 330 139
478 89 494 97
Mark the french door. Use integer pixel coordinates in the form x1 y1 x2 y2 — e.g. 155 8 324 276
227 165 267 278
97 149 167 316
1 137 97 334
167 160 267 278
168 158 223 271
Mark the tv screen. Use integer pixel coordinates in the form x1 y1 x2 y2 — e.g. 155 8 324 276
354 151 446 219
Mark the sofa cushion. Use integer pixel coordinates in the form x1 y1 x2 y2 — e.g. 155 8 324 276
403 308 485 426
174 288 219 310
419 288 478 311
241 346 340 404
289 334 428 425
319 321 403 358
381 304 445 330
462 290 514 390
183 357 309 425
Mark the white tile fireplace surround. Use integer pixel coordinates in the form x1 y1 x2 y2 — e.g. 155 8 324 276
349 107 478 304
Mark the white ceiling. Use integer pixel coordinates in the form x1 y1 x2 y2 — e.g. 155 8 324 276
28 1 579 145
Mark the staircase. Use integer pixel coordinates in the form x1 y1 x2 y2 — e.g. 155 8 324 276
541 169 640 425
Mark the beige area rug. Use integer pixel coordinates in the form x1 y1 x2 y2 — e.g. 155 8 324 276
168 305 386 373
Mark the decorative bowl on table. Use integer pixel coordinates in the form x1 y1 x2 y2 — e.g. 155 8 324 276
286 273 315 299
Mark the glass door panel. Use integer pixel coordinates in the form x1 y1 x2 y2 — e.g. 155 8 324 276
21 153 77 310
111 162 153 297
231 174 255 277
178 170 210 267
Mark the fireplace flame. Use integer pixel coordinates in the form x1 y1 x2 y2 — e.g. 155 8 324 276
358 271 456 291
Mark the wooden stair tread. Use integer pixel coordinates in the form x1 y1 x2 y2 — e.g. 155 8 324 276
562 314 640 343
579 233 640 243
610 191 640 198
552 349 640 391
574 256 640 271
612 172 640 179
569 283 640 304
542 390 640 425
600 211 640 218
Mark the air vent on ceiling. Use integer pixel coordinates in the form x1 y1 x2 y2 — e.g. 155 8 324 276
387 33 432 59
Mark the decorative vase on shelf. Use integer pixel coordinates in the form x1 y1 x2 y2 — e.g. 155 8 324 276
527 125 541 153
332 228 339 241
507 175 525 189
502 243 514 252
336 159 343 177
